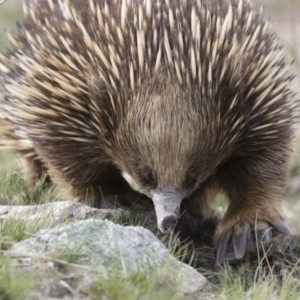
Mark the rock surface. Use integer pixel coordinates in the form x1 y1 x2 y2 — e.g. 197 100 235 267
0 201 130 228
1 202 206 298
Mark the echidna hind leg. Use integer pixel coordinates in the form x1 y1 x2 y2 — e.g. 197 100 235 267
19 154 49 193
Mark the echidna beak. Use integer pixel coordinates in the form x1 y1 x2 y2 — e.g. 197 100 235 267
152 187 181 234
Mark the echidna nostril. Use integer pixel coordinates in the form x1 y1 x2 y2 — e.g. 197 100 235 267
161 215 178 233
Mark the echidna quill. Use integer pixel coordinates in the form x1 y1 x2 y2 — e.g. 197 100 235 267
0 0 298 265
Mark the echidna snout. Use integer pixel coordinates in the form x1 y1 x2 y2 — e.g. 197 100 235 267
152 187 181 234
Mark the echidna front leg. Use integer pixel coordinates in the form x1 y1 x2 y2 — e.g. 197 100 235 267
176 178 221 245
30 138 153 210
48 162 153 211
181 176 220 219
89 165 153 211
214 149 291 266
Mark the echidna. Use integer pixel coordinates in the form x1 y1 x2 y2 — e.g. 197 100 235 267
0 0 298 265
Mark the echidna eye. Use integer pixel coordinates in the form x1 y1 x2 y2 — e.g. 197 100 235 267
184 175 197 188
140 168 155 186
184 166 199 188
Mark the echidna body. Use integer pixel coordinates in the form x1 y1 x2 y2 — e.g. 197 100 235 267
0 0 298 264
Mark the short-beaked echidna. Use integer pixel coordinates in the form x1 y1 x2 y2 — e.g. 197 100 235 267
0 0 298 265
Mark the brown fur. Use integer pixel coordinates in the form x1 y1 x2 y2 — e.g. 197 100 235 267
0 0 298 244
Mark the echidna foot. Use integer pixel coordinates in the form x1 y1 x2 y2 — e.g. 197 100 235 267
214 220 289 266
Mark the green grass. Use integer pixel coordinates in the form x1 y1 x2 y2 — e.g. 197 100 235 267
2 247 300 300
0 256 36 300
0 170 58 205
0 150 57 205
88 270 181 300
206 259 300 300
112 207 149 228
0 218 28 250
0 215 49 251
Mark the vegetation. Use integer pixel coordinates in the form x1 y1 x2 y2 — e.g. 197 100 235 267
0 0 300 299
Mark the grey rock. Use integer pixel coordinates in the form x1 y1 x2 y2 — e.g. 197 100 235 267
0 200 131 228
10 219 206 298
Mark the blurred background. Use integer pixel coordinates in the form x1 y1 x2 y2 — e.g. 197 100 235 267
0 0 22 53
0 0 300 228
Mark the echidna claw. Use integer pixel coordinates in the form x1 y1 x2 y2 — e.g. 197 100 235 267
255 221 272 245
232 222 249 260
272 220 290 235
214 220 290 266
215 231 232 267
